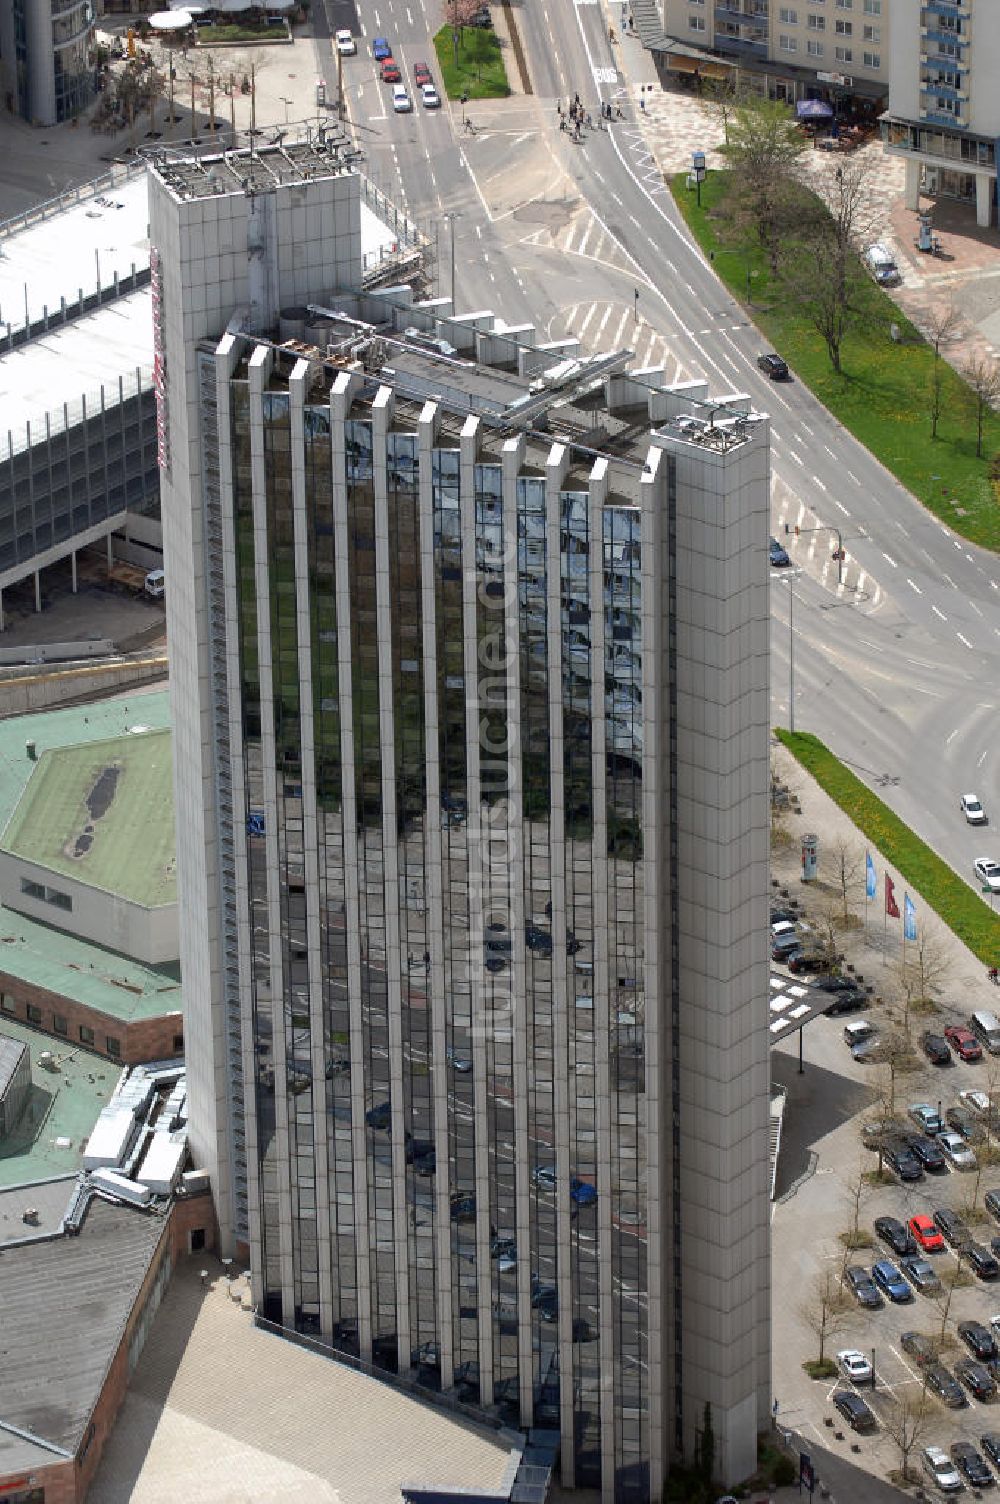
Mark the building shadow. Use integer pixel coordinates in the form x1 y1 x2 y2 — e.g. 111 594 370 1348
771 1051 875 1199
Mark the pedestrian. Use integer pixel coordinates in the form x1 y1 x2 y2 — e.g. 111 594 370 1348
586 111 593 129
574 91 580 107
557 100 562 117
616 102 623 119
560 116 567 132
639 95 645 113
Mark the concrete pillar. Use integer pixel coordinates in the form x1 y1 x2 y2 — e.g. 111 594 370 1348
904 157 921 212
976 171 994 229
0 588 5 632
33 571 40 613
71 549 78 594
107 533 113 570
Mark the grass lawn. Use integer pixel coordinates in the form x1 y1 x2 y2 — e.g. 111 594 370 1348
776 729 1000 966
433 24 509 100
195 23 288 43
671 170 1000 552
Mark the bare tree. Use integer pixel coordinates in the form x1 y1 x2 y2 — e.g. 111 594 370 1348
880 1388 932 1484
718 95 806 271
840 1159 872 1262
826 835 865 925
924 303 961 441
777 158 875 374
899 924 948 1011
962 355 1000 459
801 1268 851 1368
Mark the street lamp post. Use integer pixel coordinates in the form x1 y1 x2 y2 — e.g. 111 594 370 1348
790 522 845 585
871 1348 876 1390
281 95 292 125
772 569 801 735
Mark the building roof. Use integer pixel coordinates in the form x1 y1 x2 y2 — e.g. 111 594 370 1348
0 173 151 339
0 1193 165 1455
0 1175 77 1245
1 729 175 908
0 1017 121 1188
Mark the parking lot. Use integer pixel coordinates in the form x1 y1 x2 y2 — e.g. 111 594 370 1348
770 744 1000 1494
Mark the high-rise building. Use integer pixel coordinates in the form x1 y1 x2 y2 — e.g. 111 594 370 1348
882 0 999 229
148 141 771 1500
0 0 94 125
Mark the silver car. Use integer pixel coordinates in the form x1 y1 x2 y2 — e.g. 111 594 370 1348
938 1129 977 1170
922 1445 963 1493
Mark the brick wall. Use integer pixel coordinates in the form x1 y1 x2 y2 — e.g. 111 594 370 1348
0 1460 76 1503
0 974 182 1065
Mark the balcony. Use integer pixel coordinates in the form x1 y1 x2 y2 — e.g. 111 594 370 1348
919 25 968 49
921 0 969 17
921 109 968 130
920 76 966 102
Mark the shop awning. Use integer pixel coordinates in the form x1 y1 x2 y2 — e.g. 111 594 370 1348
665 53 732 80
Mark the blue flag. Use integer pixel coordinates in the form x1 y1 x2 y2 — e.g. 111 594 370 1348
904 893 917 942
866 851 877 901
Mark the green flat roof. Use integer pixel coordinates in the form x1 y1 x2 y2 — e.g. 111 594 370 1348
0 728 175 909
0 1015 120 1188
0 905 182 1023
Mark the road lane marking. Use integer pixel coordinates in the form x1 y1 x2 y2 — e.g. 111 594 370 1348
882 552 897 567
790 451 804 467
833 499 849 516
946 727 959 744
847 471 861 485
957 632 974 648
932 605 948 620
812 476 827 491
907 579 922 594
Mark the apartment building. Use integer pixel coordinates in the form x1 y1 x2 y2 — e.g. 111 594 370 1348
652 0 889 111
882 0 1000 228
147 138 771 1501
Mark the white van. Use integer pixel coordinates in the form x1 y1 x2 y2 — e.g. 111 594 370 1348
144 569 165 599
864 243 901 287
970 1010 1000 1054
844 1019 875 1048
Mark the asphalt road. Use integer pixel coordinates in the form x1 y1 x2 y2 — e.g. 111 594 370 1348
321 0 1000 929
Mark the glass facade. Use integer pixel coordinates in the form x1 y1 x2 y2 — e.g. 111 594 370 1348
228 352 661 1496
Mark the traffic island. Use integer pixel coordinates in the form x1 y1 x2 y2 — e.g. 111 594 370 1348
433 24 510 99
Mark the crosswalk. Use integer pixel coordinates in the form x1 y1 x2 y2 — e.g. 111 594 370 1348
771 473 884 614
555 300 681 373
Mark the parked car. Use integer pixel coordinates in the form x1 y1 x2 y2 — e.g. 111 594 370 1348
908 1102 944 1135
934 1207 971 1248
822 990 868 1017
926 1362 967 1408
845 1265 882 1309
758 352 790 381
962 793 988 826
940 1130 979 1169
921 1031 952 1065
960 1320 999 1362
875 1216 916 1257
771 932 804 961
882 1141 923 1182
787 950 833 975
947 1104 985 1143
872 1259 912 1302
908 1214 946 1253
832 1391 877 1433
961 1088 994 1116
836 1349 874 1384
922 1444 963 1492
946 1024 983 1062
956 1358 999 1402
900 1255 943 1296
986 1189 1000 1223
905 1134 947 1173
964 1241 1000 1280
952 1440 995 1488
901 1330 938 1365
770 906 799 925
975 858 1000 894
982 1432 1000 1469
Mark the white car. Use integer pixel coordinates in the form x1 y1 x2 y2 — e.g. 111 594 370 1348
922 1444 963 1493
962 792 987 825
975 857 1000 893
421 83 441 109
392 84 412 113
939 1129 977 1170
836 1348 873 1384
335 28 356 55
960 1088 992 1116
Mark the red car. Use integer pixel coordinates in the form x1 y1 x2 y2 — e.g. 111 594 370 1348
413 61 432 86
381 57 401 82
908 1214 945 1253
945 1025 983 1062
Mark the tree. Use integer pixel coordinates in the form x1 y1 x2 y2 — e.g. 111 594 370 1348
801 1268 850 1368
777 159 874 374
444 0 482 66
962 355 1000 459
924 303 960 441
827 835 864 925
840 1158 872 1261
881 1388 931 1484
718 96 806 271
898 923 948 1011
